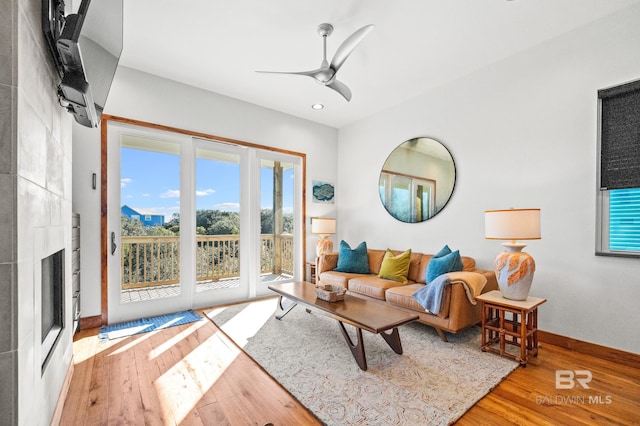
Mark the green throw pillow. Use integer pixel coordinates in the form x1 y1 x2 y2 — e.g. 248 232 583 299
334 240 370 274
378 249 412 284
426 249 463 283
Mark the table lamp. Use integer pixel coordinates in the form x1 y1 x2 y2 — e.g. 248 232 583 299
311 218 336 257
485 208 541 300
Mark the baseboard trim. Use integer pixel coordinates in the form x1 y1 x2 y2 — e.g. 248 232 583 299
79 315 103 330
539 330 640 369
51 355 75 425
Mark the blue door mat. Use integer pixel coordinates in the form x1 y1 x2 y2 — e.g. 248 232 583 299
98 310 203 341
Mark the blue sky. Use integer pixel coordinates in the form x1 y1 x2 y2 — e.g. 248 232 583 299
121 147 294 222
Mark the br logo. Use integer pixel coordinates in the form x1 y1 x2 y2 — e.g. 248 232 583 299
556 370 592 389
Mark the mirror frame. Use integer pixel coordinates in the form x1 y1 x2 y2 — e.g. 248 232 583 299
378 137 456 223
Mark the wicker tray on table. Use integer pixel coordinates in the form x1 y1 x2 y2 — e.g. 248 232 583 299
314 284 346 302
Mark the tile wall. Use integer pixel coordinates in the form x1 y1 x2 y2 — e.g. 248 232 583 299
0 0 74 424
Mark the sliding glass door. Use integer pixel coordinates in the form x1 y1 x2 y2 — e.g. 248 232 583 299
256 153 300 294
107 125 191 323
192 141 302 304
107 123 302 323
192 141 247 302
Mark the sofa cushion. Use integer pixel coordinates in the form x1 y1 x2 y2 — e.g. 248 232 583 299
406 251 426 283
385 284 427 312
334 240 370 274
348 275 407 300
386 284 451 318
426 249 463 283
367 249 387 275
317 271 361 289
378 249 412 284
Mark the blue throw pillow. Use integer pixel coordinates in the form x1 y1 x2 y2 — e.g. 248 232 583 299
433 244 452 258
433 245 464 271
334 240 370 274
426 249 463 283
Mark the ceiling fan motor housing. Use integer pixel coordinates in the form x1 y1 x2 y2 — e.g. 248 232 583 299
317 23 334 37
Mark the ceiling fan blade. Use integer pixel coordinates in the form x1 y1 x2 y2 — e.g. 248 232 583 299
257 24 371 100
327 79 352 102
329 24 375 74
255 69 318 77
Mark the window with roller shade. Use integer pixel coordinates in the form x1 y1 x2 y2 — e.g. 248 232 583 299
609 188 640 251
596 79 640 256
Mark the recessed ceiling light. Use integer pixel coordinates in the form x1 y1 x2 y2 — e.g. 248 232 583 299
311 103 324 110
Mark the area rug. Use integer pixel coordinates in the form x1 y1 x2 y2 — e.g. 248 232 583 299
98 310 203 341
206 298 518 426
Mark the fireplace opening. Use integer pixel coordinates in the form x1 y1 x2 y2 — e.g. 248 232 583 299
42 249 65 371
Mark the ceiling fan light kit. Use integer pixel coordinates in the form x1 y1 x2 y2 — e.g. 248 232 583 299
256 23 375 102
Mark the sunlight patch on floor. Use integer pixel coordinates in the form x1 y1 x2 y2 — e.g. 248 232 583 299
205 305 227 318
106 328 157 356
147 320 204 360
218 298 277 347
154 328 242 423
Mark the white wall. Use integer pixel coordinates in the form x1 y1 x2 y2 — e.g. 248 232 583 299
337 4 640 354
73 66 338 318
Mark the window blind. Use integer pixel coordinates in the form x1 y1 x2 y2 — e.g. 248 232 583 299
609 187 640 252
599 79 640 190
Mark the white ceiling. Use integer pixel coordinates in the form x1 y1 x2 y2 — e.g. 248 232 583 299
120 0 639 129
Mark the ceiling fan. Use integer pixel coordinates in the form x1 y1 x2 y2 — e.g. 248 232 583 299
256 23 375 102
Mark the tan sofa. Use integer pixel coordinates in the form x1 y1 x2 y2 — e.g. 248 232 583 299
316 248 498 341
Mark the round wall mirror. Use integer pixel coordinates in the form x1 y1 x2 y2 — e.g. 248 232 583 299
378 137 456 223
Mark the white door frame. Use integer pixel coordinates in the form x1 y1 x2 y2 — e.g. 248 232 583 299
191 138 251 307
106 122 304 322
253 149 303 298
107 122 190 324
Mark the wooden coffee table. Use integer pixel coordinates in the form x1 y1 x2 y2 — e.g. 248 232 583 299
268 281 419 370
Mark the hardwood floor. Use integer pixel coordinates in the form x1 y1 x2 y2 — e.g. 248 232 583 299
60 311 321 425
458 342 640 425
60 311 640 425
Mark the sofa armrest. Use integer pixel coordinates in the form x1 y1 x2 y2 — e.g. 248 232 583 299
435 272 486 319
474 269 498 293
317 252 339 275
446 271 487 300
441 272 488 329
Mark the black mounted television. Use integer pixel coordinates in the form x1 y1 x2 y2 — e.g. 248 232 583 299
42 0 123 128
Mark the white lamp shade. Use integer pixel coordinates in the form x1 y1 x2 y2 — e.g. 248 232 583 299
311 218 336 235
485 208 541 240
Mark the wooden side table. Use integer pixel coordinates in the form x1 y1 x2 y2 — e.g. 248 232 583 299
306 261 316 284
476 290 546 366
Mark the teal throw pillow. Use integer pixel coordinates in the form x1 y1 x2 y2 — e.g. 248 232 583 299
433 244 464 271
334 240 370 274
434 244 452 258
426 249 463 283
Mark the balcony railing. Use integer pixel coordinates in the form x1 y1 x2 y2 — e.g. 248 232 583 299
121 234 294 290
